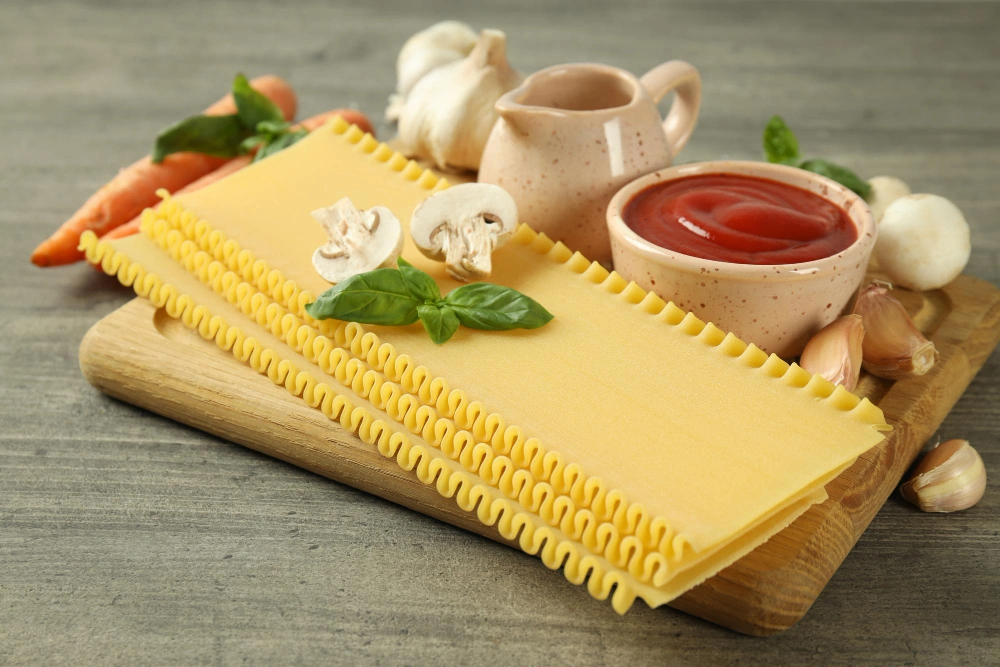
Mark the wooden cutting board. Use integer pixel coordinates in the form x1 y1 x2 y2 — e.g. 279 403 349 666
78 274 1000 635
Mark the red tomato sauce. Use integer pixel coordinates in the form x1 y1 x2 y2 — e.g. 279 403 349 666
623 174 857 265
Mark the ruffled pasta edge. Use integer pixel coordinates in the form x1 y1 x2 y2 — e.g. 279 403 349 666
78 228 719 614
143 116 889 552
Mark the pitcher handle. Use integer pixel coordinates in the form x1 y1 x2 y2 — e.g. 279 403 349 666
639 61 701 157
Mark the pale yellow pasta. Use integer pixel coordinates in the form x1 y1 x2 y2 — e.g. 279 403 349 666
79 116 888 613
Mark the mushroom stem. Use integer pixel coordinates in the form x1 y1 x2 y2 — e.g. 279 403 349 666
462 224 495 277
315 199 381 259
437 221 495 281
439 228 468 280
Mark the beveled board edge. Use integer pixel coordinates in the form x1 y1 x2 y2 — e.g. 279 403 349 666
672 274 1000 634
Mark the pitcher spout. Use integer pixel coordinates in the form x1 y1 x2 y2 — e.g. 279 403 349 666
494 87 532 132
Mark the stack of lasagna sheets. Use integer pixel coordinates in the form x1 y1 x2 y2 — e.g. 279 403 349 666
83 118 889 613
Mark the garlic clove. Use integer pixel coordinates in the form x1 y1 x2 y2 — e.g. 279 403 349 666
900 439 987 513
865 176 911 223
852 283 938 380
410 183 518 281
799 314 865 391
397 29 522 172
311 198 404 284
874 194 971 291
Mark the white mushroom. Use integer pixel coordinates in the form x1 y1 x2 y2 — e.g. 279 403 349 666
311 198 404 284
874 194 971 291
865 176 911 222
410 183 518 281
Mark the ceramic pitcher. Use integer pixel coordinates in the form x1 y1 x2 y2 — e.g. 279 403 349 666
478 61 701 264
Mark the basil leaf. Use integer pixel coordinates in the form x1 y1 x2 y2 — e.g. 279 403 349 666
798 159 872 198
253 130 306 162
417 303 460 345
305 268 419 325
232 73 285 129
763 115 800 165
239 134 268 153
445 283 554 331
397 257 441 303
306 261 553 344
255 119 292 134
151 113 248 163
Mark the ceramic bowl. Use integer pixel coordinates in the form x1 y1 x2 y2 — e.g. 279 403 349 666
606 161 876 358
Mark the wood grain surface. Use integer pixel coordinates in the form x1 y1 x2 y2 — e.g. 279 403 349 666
2 0 999 664
76 275 1000 637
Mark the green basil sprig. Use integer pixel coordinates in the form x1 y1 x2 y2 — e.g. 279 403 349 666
305 258 554 345
239 120 308 162
762 115 871 198
152 74 304 164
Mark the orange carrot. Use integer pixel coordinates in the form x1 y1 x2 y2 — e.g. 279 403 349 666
94 219 139 244
93 109 374 248
202 74 296 119
32 75 297 267
307 108 375 136
97 155 255 243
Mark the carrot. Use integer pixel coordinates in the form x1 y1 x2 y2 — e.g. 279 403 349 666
32 75 297 267
93 109 375 249
202 74 296 119
307 108 375 136
97 155 255 244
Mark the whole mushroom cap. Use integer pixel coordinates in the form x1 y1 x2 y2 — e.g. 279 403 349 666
874 194 971 291
866 175 911 222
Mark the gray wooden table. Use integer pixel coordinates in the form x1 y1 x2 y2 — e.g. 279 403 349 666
2 1 998 664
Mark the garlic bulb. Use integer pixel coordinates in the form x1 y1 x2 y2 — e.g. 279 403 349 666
900 439 986 513
386 20 478 122
398 29 522 172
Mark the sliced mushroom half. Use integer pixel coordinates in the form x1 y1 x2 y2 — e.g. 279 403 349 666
409 183 518 281
311 198 404 284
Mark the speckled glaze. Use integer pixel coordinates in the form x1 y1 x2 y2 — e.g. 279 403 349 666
478 61 701 264
607 161 877 358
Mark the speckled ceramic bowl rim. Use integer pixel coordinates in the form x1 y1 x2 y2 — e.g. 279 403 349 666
606 160 877 281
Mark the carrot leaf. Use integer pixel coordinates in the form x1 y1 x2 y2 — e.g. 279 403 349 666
152 114 249 163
